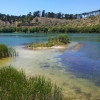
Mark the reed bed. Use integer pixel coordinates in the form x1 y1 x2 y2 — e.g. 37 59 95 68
8 47 18 57
0 66 67 100
0 44 18 59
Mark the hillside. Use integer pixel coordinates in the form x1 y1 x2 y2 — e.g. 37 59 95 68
0 9 100 33
21 15 100 28
0 14 100 28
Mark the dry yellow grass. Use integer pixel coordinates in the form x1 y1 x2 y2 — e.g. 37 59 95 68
0 14 100 28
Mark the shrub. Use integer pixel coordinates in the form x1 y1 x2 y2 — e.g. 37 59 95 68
58 34 69 44
48 34 69 46
0 66 65 100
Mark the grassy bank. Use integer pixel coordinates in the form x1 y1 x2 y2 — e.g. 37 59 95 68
0 66 68 100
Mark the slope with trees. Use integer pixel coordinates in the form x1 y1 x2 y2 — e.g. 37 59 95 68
0 9 100 33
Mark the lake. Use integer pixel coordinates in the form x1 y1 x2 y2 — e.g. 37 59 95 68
0 33 100 100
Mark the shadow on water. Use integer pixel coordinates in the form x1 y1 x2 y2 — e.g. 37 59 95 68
60 42 100 86
40 62 50 68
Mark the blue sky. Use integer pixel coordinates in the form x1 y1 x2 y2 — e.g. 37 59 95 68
0 0 100 16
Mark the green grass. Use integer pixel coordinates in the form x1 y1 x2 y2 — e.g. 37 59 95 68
0 44 18 59
48 34 70 45
29 34 70 48
0 66 67 100
0 44 8 58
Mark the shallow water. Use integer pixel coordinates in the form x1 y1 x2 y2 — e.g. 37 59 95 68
0 33 100 99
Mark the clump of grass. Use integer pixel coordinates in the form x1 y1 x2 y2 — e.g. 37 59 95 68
0 44 8 58
48 34 70 45
0 44 18 59
33 42 48 48
0 66 66 100
29 34 70 48
8 47 18 57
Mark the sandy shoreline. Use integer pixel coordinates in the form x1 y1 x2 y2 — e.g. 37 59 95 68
26 43 70 50
25 42 83 51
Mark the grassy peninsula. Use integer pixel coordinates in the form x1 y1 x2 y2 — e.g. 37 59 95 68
27 34 70 49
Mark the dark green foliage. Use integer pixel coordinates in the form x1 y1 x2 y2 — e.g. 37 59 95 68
56 12 62 19
47 12 55 18
33 11 41 18
0 66 65 100
48 34 70 45
0 44 8 58
0 44 18 59
0 24 100 33
42 10 45 17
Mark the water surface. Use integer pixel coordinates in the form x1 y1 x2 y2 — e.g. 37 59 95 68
0 33 100 100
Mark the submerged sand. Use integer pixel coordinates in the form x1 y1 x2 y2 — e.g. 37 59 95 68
74 43 83 50
0 42 100 99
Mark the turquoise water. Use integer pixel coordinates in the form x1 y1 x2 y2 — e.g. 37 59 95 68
0 33 100 99
0 33 59 46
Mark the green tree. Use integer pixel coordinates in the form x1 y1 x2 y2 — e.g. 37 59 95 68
65 14 69 19
47 12 55 18
42 10 45 17
56 12 62 19
33 11 41 18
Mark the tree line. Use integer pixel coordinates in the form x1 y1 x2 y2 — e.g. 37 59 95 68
0 24 100 33
0 9 100 24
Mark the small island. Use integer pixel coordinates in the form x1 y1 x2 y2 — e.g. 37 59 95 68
26 34 70 50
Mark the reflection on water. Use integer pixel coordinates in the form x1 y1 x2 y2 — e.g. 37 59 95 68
61 46 100 86
0 33 100 99
80 42 100 60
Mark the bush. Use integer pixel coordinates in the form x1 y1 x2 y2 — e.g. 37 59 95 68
47 34 70 46
0 66 65 100
58 34 69 44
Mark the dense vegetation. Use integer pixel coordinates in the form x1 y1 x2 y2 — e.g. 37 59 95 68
0 44 18 58
0 24 100 33
29 34 70 48
0 66 66 100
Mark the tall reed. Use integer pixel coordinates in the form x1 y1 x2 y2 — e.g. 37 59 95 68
0 44 18 59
